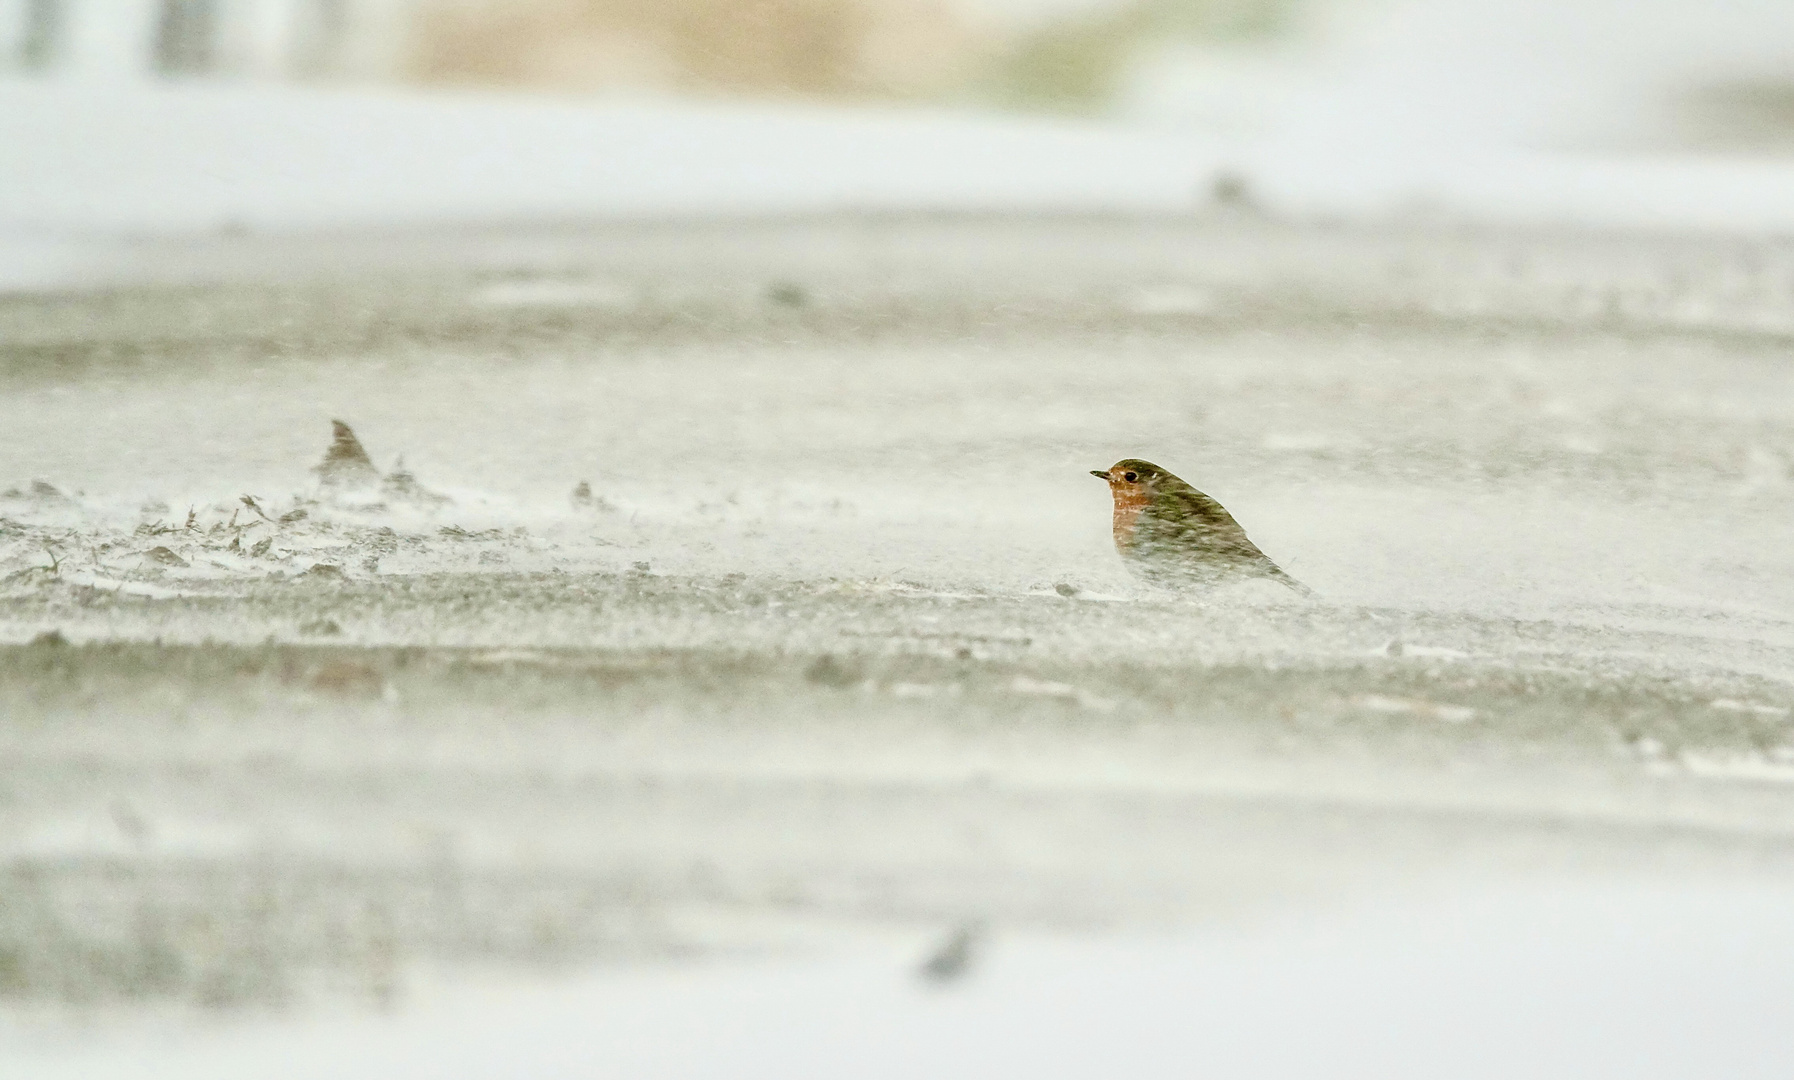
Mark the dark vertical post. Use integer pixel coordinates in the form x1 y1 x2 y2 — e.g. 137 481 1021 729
153 0 217 76
21 0 61 69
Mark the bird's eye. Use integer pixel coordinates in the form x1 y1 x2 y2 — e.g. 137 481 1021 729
1123 471 1138 483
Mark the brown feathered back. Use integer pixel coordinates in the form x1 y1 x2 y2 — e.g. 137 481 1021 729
1098 459 1310 595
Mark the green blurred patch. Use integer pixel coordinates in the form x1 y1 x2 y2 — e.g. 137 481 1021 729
986 0 1301 113
410 0 1300 111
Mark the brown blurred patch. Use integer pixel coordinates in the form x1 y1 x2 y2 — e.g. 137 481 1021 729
306 659 388 698
409 0 981 99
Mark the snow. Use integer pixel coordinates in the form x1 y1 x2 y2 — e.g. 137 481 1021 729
7 882 1794 1079
0 79 1224 238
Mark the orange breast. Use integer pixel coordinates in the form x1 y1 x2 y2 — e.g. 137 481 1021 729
1110 487 1150 552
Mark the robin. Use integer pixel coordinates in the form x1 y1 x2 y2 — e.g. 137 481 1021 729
1092 458 1311 596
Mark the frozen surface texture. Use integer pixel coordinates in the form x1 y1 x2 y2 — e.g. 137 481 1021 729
2 215 1794 1072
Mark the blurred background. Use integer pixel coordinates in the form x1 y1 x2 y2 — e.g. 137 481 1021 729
7 0 1794 241
9 0 1794 135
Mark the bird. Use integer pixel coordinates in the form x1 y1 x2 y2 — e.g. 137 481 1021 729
1091 458 1311 596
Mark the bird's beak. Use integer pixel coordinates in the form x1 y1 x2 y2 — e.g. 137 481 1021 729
1089 470 1111 480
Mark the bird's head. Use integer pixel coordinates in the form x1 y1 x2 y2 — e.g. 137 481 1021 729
1090 459 1173 497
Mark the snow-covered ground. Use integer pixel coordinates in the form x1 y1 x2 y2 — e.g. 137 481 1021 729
7 74 1794 255
0 80 1223 234
3 217 1794 1066
11 883 1794 1079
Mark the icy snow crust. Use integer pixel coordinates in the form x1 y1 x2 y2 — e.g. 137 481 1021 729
3 216 1794 1038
